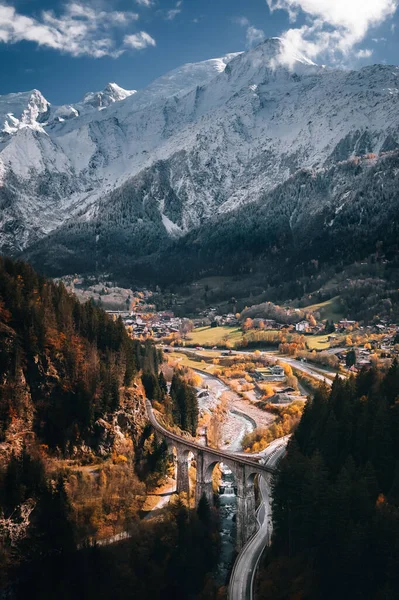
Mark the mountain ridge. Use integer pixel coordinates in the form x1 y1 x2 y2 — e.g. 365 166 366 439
1 39 399 280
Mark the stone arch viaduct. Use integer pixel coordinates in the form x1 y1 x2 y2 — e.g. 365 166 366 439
146 401 276 549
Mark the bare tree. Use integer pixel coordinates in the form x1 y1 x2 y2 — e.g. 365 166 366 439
179 319 194 339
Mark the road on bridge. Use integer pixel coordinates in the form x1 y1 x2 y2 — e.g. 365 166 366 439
146 400 275 476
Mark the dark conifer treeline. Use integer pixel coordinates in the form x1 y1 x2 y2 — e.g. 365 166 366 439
10 495 221 600
0 257 159 451
141 370 163 402
170 372 199 436
143 368 199 436
263 363 399 599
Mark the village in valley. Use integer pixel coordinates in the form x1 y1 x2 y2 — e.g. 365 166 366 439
62 275 399 380
56 273 399 458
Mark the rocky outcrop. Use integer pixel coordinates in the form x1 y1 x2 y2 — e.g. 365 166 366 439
93 387 148 457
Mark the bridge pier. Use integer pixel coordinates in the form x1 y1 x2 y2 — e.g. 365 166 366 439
176 446 190 496
263 474 274 546
236 467 246 551
244 482 257 540
195 450 212 505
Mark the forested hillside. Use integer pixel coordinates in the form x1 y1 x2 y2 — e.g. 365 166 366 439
136 151 399 311
259 365 399 599
0 256 161 452
24 152 399 320
0 258 222 599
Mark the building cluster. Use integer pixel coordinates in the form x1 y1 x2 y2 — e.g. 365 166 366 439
196 308 240 327
294 318 399 343
253 365 286 382
107 310 187 340
326 321 399 371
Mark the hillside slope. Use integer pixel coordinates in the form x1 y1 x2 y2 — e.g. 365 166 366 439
260 369 399 599
0 257 160 454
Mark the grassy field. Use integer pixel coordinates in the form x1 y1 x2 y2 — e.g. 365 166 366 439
186 326 243 347
186 326 334 351
304 296 344 322
167 351 217 373
306 334 331 350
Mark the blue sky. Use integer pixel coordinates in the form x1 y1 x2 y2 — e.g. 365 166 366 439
0 0 399 104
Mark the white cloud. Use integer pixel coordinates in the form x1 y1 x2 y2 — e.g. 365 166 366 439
124 31 156 50
246 26 265 48
135 0 153 6
234 16 265 49
356 48 373 58
0 2 144 58
166 9 180 20
266 0 398 63
234 16 250 27
166 1 182 20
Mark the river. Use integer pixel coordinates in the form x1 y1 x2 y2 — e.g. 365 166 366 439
196 371 256 450
195 371 256 586
217 464 238 586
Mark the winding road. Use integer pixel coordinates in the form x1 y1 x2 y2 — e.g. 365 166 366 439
159 346 340 599
174 345 343 385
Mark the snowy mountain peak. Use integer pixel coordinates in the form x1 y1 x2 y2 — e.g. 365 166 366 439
261 37 317 68
103 82 136 101
0 89 50 138
82 82 136 109
1 43 399 259
223 37 319 85
24 89 51 120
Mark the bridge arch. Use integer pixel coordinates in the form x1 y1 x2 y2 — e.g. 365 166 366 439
200 458 239 505
204 458 239 484
246 471 259 484
173 444 196 499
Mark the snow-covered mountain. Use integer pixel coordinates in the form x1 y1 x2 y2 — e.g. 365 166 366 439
51 82 137 124
82 82 136 109
0 90 50 139
1 38 399 256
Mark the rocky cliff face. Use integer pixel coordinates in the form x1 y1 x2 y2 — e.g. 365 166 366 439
0 359 148 464
93 387 148 459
